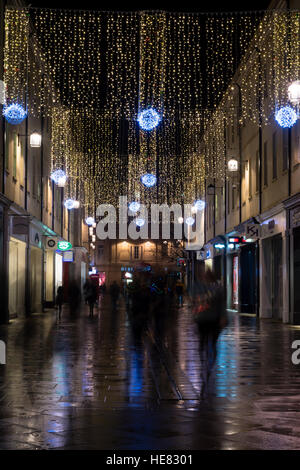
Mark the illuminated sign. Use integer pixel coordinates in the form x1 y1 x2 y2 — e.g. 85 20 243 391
57 241 72 251
63 250 74 262
228 237 240 243
214 243 225 249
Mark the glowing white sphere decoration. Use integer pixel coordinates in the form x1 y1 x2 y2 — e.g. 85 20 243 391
140 173 157 187
177 216 184 224
73 200 80 209
137 108 161 131
3 103 27 125
275 106 297 128
85 216 95 226
194 199 206 211
129 201 140 213
288 80 300 105
185 217 195 226
51 169 67 186
135 218 145 227
64 198 76 210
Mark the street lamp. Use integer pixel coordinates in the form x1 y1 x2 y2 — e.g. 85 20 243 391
228 158 239 172
288 80 300 106
29 131 42 148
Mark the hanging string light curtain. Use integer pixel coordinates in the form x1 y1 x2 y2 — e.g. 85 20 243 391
4 8 29 108
3 7 300 209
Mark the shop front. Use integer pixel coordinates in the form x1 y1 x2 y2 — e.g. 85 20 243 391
259 205 288 322
286 195 300 324
29 223 43 313
0 195 10 323
8 236 26 318
239 241 258 314
226 248 239 311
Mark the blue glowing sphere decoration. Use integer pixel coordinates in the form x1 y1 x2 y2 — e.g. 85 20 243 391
3 103 27 125
85 216 95 226
275 106 297 128
135 218 145 227
185 217 195 226
64 199 76 210
137 108 161 131
194 199 205 211
140 173 157 188
50 169 67 186
129 201 140 213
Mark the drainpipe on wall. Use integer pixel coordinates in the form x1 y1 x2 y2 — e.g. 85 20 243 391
235 82 242 224
256 47 263 216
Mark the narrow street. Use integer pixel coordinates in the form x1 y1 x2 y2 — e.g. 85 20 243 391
1 299 300 450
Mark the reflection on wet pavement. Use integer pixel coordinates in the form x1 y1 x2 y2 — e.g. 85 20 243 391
0 296 300 450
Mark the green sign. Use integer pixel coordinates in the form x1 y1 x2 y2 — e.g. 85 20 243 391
57 241 72 251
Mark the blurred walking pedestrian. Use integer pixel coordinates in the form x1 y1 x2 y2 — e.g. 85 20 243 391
109 281 120 310
85 281 98 317
68 280 81 316
55 285 64 320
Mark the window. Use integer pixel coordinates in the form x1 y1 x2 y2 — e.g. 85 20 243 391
13 133 17 179
134 246 139 259
282 129 288 171
256 150 259 192
232 184 235 210
272 132 277 179
263 141 268 186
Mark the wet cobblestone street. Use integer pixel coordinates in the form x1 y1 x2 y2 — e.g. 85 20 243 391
1 297 300 450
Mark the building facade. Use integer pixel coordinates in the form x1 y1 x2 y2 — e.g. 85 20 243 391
0 0 88 323
197 0 300 324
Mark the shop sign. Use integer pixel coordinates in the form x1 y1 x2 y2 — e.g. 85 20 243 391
57 241 72 251
244 223 261 239
63 250 74 262
12 216 29 235
30 227 42 248
45 237 57 250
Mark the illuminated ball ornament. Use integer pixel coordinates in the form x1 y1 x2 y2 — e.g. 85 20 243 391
129 201 140 213
141 173 157 188
85 217 95 226
50 169 67 187
194 199 206 211
137 108 161 131
135 218 145 227
3 103 27 125
275 106 297 128
64 199 76 210
185 217 195 226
